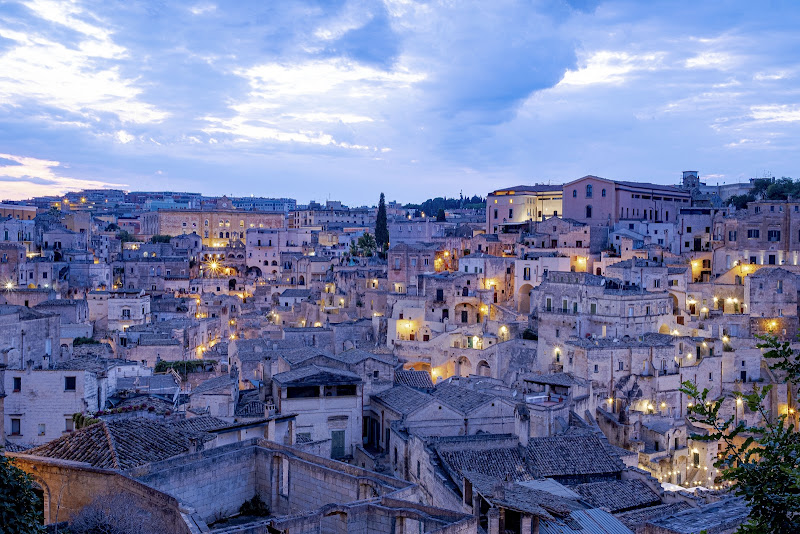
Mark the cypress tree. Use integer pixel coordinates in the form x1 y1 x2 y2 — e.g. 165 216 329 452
375 193 389 253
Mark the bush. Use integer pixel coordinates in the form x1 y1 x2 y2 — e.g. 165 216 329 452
73 336 100 346
0 455 45 533
70 494 167 534
239 494 269 517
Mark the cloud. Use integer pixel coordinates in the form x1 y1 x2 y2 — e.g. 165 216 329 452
0 0 167 124
202 58 425 150
559 50 665 86
0 153 126 200
749 105 800 123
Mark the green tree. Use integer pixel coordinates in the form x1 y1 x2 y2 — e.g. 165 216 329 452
117 230 139 243
150 234 172 243
726 194 754 210
357 232 377 257
375 193 389 254
436 208 446 222
0 454 45 533
680 334 800 533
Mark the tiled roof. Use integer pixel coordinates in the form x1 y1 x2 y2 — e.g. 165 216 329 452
645 497 749 534
615 502 692 530
190 374 235 396
372 385 433 415
280 289 313 298
394 369 434 390
572 480 661 513
438 446 532 482
25 418 206 470
337 348 396 366
272 365 361 387
116 375 179 392
526 435 625 478
432 383 495 414
541 508 634 534
171 416 228 434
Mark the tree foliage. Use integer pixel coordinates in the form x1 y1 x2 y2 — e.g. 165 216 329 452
405 194 485 214
726 177 799 210
150 234 172 243
0 454 45 533
354 232 377 257
117 230 139 243
436 208 446 222
375 193 389 253
680 334 800 533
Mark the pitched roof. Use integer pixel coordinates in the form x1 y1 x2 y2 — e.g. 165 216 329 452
190 374 235 396
272 365 361 387
171 416 229 434
394 369 434 390
526 435 625 478
615 502 693 531
432 383 495 413
572 480 661 513
437 446 532 482
372 384 433 415
24 418 208 470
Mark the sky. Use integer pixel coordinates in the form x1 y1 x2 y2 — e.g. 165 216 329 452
0 0 799 205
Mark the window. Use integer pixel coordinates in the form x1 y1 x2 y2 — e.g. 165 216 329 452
11 418 21 435
601 188 606 197
572 189 577 198
122 308 131 319
590 303 596 314
686 226 692 233
38 423 46 436
628 306 634 316
65 376 77 391
767 230 781 242
618 361 623 371
778 280 783 294
13 376 21 391
65 418 74 432
653 279 660 288
585 205 592 218
508 209 513 218
373 370 379 379
593 364 598 373
493 209 498 219
747 229 760 239
586 184 593 198
523 267 530 281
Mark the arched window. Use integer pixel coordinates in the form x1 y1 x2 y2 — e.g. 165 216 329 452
586 205 592 218
586 184 593 198
204 219 209 227
601 188 606 197
572 189 577 198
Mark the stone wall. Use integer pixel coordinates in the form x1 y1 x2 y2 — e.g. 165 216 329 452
7 454 189 532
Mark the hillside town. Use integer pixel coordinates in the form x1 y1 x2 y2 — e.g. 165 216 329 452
1 171 797 533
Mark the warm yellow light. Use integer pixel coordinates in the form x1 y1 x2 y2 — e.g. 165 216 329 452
722 336 729 342
210 262 218 269
4 282 12 290
444 251 449 256
661 402 666 408
500 325 508 332
736 398 742 405
314 322 322 327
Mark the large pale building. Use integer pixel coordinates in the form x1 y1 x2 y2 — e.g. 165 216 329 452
563 175 691 227
485 185 563 234
140 197 284 247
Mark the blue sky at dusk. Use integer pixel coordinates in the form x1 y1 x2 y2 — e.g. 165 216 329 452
0 0 798 204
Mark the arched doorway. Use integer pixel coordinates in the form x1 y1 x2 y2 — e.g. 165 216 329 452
518 283 533 314
228 278 237 291
456 356 472 377
477 360 491 377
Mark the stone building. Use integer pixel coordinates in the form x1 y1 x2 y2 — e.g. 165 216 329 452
563 176 691 227
140 197 284 247
486 184 563 234
712 199 800 273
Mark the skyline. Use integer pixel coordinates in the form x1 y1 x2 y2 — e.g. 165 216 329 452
1 0 799 204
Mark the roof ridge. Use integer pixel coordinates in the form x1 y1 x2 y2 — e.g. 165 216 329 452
102 420 122 470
